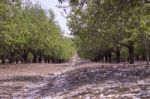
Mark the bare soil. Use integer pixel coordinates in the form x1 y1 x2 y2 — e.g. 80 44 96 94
0 63 72 77
0 61 150 99
0 63 73 99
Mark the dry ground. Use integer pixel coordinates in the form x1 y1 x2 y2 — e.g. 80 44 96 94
0 62 150 99
0 63 73 99
0 63 73 77
0 62 147 78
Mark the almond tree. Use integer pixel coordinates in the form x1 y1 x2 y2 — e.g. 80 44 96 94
67 0 150 64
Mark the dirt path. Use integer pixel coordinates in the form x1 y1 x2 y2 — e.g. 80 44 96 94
69 53 90 67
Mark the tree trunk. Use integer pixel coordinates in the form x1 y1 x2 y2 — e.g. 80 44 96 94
23 54 28 63
44 58 48 63
33 57 37 63
38 54 42 63
48 59 50 63
16 59 19 64
38 58 42 63
101 55 104 62
99 55 102 62
9 58 14 63
136 55 140 62
9 53 14 63
32 54 37 63
128 42 134 64
105 53 108 62
21 60 24 63
108 52 112 63
38 51 42 63
2 59 5 64
144 33 149 65
145 52 149 65
116 47 120 63
51 57 54 63
142 53 146 61
1 56 5 64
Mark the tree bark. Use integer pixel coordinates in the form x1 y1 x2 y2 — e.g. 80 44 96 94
1 56 5 64
105 53 108 62
9 58 14 63
142 53 146 61
32 51 37 63
116 47 120 63
144 33 149 65
108 52 112 63
23 54 28 63
136 55 140 62
38 54 42 63
128 41 134 64
101 55 104 62
48 59 50 63
9 53 14 63
16 59 19 64
37 51 42 63
44 58 47 63
145 52 149 65
32 54 37 63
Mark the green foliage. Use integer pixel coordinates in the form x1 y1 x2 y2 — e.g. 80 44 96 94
68 0 150 63
0 0 75 64
120 47 128 61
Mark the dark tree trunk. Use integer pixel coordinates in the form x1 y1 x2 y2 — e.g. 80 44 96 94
48 59 50 63
97 52 101 62
99 55 102 62
23 54 28 63
146 52 149 65
9 58 14 63
9 54 14 63
51 57 55 63
128 42 134 64
32 54 37 63
20 50 29 63
44 58 48 63
136 55 140 62
16 59 19 64
21 60 24 63
33 57 37 63
144 34 149 65
105 53 108 62
38 56 42 63
108 53 112 63
1 56 5 64
2 59 5 64
101 55 104 62
116 48 120 63
142 53 146 61
38 52 42 63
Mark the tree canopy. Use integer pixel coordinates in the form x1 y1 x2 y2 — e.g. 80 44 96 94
0 0 75 64
67 0 150 64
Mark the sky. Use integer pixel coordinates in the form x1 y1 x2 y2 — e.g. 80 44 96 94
32 0 70 36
